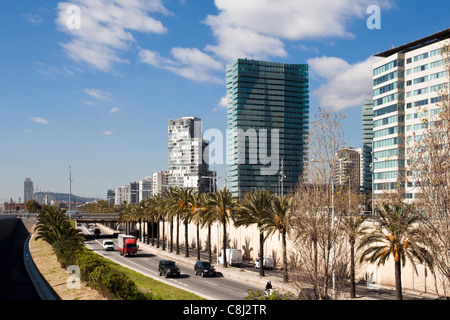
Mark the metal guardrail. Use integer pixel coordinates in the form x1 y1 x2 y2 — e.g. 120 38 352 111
23 234 60 300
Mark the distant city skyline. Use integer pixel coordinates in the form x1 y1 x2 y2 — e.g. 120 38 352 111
1 1 449 201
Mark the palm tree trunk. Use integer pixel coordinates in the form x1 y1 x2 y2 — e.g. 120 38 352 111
282 232 288 282
208 225 212 263
259 231 265 277
222 221 227 267
197 223 200 260
176 215 180 255
162 219 166 250
185 221 189 257
395 260 403 300
170 218 174 252
156 219 160 248
146 221 150 245
151 219 155 246
350 239 356 299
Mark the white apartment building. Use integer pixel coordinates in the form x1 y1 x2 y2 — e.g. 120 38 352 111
152 171 168 195
114 185 130 205
168 117 214 193
138 177 153 202
372 29 449 200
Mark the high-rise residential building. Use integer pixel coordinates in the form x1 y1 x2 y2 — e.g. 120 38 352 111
372 29 450 200
168 117 214 193
152 171 169 195
138 177 153 202
24 178 34 202
114 185 130 205
335 147 362 188
226 58 309 198
362 98 374 192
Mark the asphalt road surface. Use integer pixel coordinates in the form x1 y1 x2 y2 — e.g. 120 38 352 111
80 224 262 300
0 218 40 300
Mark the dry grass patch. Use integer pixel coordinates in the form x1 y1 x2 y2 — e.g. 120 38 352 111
29 234 105 300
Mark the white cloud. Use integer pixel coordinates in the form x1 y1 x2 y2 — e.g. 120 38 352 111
308 55 382 110
103 131 113 135
213 96 227 111
56 0 170 71
109 107 120 114
139 47 223 83
84 88 114 102
203 0 393 62
32 117 50 125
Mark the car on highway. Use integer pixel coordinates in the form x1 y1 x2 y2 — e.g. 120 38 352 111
158 260 180 278
194 261 217 277
102 240 114 251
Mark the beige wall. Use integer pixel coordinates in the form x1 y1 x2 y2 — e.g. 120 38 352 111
141 219 445 295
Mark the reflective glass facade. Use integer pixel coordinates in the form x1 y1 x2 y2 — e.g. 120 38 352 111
226 59 309 198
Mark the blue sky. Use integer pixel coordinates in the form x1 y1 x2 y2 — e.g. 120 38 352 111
1 0 449 201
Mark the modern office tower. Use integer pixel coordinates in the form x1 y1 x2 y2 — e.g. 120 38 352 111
335 147 362 188
24 178 34 202
362 98 374 192
138 177 153 201
372 29 450 200
107 189 115 204
152 171 169 195
168 117 213 193
226 59 309 198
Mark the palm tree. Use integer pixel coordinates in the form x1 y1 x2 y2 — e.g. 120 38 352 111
340 214 370 299
167 187 192 255
265 194 292 282
210 187 238 268
162 187 177 252
35 205 84 245
199 192 216 263
141 197 156 245
358 202 434 300
235 189 275 277
177 187 194 257
190 191 205 260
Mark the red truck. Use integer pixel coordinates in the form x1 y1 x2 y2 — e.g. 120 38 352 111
118 234 138 257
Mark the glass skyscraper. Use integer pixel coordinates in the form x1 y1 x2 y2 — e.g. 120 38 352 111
226 59 309 198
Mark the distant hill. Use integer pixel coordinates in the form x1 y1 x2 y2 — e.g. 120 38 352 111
34 192 99 204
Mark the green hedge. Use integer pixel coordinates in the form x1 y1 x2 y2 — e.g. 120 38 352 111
52 234 149 300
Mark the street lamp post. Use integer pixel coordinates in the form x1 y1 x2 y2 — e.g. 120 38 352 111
69 166 72 220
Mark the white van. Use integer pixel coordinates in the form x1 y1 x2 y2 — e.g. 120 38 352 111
102 240 115 251
255 257 274 270
219 249 242 267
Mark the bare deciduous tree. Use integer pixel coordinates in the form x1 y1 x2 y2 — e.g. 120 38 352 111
408 42 450 295
289 107 351 300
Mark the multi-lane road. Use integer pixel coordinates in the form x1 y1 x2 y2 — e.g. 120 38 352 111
80 224 262 300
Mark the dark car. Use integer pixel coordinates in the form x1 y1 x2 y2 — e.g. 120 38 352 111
158 260 180 278
194 261 216 277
